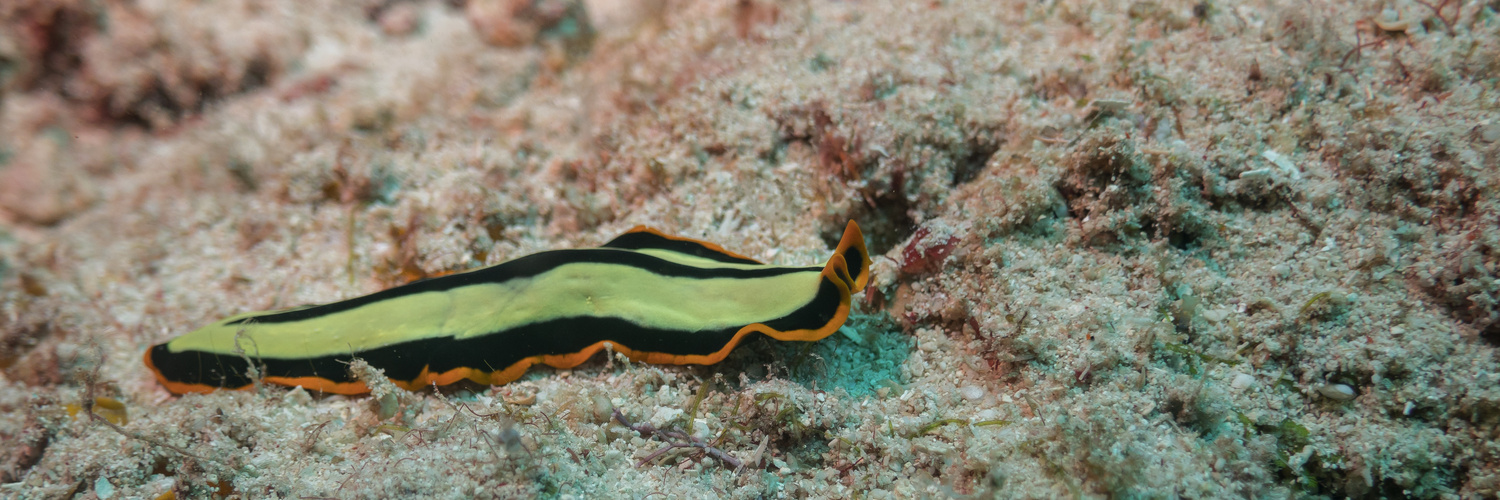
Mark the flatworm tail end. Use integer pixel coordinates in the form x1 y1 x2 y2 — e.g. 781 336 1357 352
142 345 234 395
145 341 377 395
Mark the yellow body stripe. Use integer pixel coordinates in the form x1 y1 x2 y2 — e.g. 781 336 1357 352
169 262 823 358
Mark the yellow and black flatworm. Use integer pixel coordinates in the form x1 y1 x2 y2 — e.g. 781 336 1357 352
145 221 870 395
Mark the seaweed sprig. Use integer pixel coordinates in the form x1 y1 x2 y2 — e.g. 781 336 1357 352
613 408 742 470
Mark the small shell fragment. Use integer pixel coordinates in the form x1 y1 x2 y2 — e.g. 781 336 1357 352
1260 150 1300 179
1373 9 1410 32
1479 123 1500 143
1373 17 1410 32
1231 373 1256 391
503 392 538 406
960 385 986 401
1317 383 1356 401
1092 99 1132 113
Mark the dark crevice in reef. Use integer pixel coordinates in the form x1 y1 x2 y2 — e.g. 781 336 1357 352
110 55 279 129
826 183 916 259
1420 236 1500 348
3 3 285 129
1054 131 1221 255
1482 321 1500 349
950 133 1002 187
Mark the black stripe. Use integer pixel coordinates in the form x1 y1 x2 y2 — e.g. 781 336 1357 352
230 249 819 325
841 244 868 288
152 277 847 389
601 232 762 265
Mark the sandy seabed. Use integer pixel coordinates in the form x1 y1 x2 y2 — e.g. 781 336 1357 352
2 0 1499 498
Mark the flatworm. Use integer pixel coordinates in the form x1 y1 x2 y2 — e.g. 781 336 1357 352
145 221 870 395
